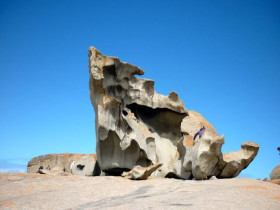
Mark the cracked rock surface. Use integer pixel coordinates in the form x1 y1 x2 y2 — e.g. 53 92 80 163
88 46 259 180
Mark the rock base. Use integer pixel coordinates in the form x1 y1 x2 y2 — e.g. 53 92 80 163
1 173 279 209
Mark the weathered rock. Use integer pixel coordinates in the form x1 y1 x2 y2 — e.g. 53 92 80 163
187 130 225 180
88 46 259 179
181 110 218 139
220 142 259 178
269 179 280 185
70 154 100 176
27 153 100 176
270 165 280 180
88 46 187 177
122 163 162 180
263 177 280 185
38 168 70 176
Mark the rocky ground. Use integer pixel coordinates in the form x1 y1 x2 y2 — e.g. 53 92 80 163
0 173 279 209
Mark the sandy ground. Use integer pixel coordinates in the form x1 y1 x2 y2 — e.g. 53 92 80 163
0 173 279 209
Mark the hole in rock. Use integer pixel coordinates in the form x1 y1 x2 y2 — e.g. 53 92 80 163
99 131 141 172
135 149 153 167
93 161 101 176
77 164 85 170
122 110 128 116
103 168 130 176
102 64 119 98
126 103 187 141
103 64 117 77
165 172 182 179
116 85 123 93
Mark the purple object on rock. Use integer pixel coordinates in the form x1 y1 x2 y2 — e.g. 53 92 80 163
193 127 206 140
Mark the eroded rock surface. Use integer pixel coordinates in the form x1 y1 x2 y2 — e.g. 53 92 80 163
221 142 259 178
88 46 259 180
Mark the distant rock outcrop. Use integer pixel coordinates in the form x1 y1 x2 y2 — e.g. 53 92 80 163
270 165 280 180
27 153 100 176
88 46 260 180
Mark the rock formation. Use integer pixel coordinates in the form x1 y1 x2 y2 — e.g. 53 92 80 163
88 46 260 180
27 153 100 176
270 165 280 180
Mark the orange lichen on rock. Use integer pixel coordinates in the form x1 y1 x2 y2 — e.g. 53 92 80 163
244 185 268 190
0 201 15 207
269 179 280 185
129 112 136 119
184 135 194 147
13 173 27 177
273 195 280 201
90 154 97 160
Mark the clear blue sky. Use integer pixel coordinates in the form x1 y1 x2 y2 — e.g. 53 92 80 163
0 0 279 178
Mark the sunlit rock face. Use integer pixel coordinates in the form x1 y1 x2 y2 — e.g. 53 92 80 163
88 46 259 179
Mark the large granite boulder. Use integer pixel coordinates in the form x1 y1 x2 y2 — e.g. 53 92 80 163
270 165 280 180
27 153 100 176
88 46 259 180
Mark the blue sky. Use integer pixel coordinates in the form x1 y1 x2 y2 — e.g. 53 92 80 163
0 0 279 178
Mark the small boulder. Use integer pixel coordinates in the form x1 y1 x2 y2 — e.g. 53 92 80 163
70 155 100 176
270 165 280 180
